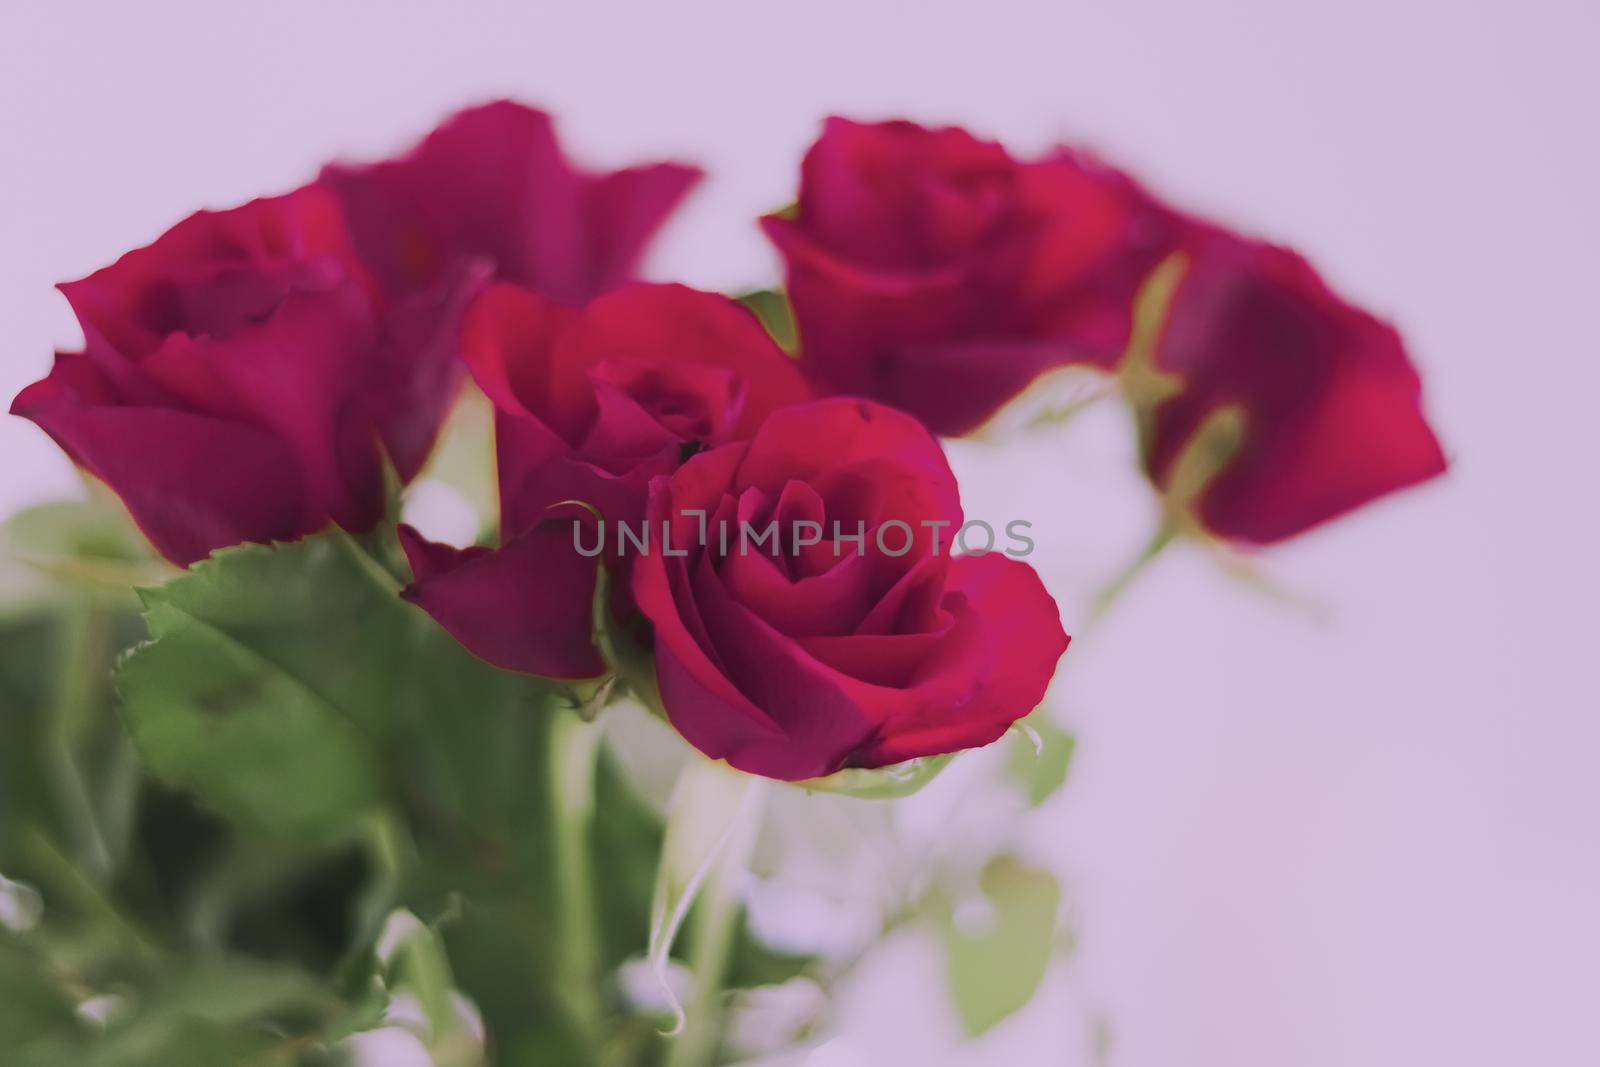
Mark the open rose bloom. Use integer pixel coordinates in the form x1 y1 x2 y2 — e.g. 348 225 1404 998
3 102 1446 1065
633 399 1069 780
1138 231 1448 543
763 118 1180 435
11 102 700 567
399 281 813 680
10 186 485 565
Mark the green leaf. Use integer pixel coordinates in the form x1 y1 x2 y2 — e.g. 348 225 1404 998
130 533 415 743
0 615 69 863
796 753 956 800
734 289 798 355
940 856 1061 1037
88 526 811 1061
1005 716 1076 808
0 937 79 1051
1 499 168 609
1 605 145 885
114 533 414 840
114 530 566 844
0 931 345 1067
5 500 148 566
0 498 153 883
123 959 335 1030
117 600 387 841
12 959 345 1067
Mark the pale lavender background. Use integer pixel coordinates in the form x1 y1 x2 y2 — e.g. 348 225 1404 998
2 1 1597 1064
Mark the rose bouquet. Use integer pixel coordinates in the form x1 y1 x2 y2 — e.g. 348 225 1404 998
0 102 1443 1065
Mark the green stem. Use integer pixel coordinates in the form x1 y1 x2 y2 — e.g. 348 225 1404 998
1087 523 1177 631
550 710 606 1044
1026 382 1118 430
366 808 411 881
47 603 115 881
665 776 766 1067
21 827 166 964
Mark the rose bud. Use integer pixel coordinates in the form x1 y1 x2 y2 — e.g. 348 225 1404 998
632 398 1070 781
398 283 812 680
761 117 1179 436
320 100 702 305
11 186 475 566
1139 232 1448 543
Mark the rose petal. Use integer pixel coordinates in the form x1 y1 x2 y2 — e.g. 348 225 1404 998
720 549 876 637
630 402 1061 780
766 119 1187 435
12 355 307 566
58 186 366 363
366 256 493 481
1147 235 1448 542
798 117 1015 269
734 401 962 576
398 521 605 680
578 162 704 293
670 557 878 780
136 281 386 533
552 284 811 441
321 101 699 303
460 283 587 432
850 553 1069 766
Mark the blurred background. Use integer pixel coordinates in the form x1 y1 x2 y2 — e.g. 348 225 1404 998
2 1 1596 1064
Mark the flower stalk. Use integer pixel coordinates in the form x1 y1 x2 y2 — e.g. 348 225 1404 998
550 709 607 1044
661 764 767 1067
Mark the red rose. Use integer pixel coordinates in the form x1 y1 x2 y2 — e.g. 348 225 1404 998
10 186 474 566
631 398 1070 781
320 100 701 304
761 117 1178 436
1141 232 1448 543
399 283 812 679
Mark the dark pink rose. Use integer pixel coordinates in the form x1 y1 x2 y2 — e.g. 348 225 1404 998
762 117 1179 436
631 398 1070 781
11 186 476 565
320 100 702 304
399 282 812 679
1142 232 1448 543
